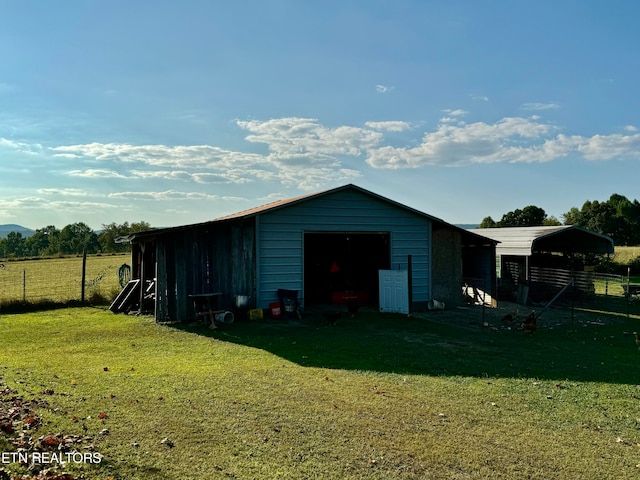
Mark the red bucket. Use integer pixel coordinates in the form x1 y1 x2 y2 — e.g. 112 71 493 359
269 302 282 319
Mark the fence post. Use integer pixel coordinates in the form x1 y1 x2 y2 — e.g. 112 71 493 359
22 269 26 302
81 249 87 302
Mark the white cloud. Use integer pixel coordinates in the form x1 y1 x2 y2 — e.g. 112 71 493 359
521 102 560 111
365 116 640 168
442 109 467 117
237 117 382 157
470 94 489 102
0 137 43 155
0 197 48 210
108 190 220 201
52 143 264 170
366 116 559 168
22 114 640 191
37 188 87 197
575 133 640 160
49 200 119 211
259 192 288 202
66 169 128 178
624 125 637 132
376 85 389 93
129 170 194 181
364 121 411 132
0 197 116 213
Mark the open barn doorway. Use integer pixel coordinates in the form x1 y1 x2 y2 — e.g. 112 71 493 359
304 232 390 306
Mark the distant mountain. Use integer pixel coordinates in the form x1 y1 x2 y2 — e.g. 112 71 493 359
456 224 479 230
0 224 35 239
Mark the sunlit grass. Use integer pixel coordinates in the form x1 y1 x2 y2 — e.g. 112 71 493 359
613 246 640 265
1 306 639 479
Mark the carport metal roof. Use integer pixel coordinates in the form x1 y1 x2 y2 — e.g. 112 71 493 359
467 226 614 256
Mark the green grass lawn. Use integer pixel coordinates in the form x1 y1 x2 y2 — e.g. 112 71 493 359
1 306 640 479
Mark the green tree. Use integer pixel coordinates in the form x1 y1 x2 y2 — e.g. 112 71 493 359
59 222 100 254
543 215 562 226
497 205 547 227
98 221 152 253
563 195 640 246
4 231 26 257
562 207 581 225
479 216 497 228
24 225 61 256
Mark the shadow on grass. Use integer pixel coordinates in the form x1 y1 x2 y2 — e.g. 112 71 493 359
173 301 640 385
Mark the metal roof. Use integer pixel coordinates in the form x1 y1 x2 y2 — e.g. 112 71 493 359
127 184 498 245
467 225 614 256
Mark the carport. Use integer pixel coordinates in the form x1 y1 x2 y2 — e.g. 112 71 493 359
467 225 614 302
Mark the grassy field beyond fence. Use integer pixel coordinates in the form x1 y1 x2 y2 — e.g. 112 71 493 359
0 254 129 306
612 245 640 266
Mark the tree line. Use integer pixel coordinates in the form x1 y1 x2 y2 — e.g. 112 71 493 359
1 193 638 258
481 193 640 246
0 222 151 259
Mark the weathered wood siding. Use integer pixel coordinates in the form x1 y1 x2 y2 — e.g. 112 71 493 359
432 227 463 307
153 221 255 322
256 189 432 308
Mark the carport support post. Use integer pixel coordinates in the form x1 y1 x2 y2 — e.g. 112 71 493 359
407 255 413 315
627 267 631 321
139 242 146 314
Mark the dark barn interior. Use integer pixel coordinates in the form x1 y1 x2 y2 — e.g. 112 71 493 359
303 232 390 306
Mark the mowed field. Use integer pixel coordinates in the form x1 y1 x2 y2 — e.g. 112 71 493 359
1 303 640 480
613 246 640 266
0 254 129 304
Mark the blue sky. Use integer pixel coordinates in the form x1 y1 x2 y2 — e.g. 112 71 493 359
1 1 639 230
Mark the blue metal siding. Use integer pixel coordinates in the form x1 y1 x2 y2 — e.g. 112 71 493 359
256 189 431 307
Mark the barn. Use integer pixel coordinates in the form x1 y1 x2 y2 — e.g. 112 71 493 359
467 225 614 302
121 184 497 322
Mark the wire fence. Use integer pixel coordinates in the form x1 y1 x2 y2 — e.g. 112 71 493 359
0 254 130 306
467 268 639 308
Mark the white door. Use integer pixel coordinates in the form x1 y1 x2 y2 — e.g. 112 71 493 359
378 270 409 314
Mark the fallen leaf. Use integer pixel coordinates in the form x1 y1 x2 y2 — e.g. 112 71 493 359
0 421 14 433
161 437 174 448
41 434 61 447
98 412 108 419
